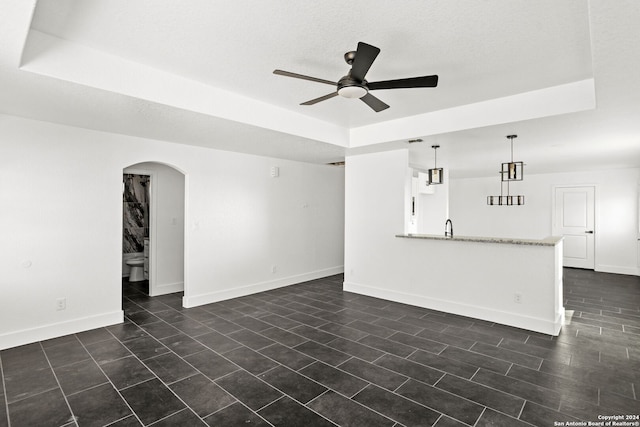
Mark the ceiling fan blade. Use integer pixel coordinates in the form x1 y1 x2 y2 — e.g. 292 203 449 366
350 42 380 82
360 93 389 112
273 69 337 86
300 92 339 105
368 75 439 90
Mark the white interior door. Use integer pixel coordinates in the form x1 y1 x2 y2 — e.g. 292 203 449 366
554 186 595 269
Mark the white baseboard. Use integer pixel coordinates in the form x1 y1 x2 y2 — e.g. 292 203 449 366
344 281 563 336
183 266 344 308
0 310 124 351
595 264 640 276
150 281 184 297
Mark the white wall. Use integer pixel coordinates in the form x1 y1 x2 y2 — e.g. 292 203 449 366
344 149 411 288
0 114 344 350
416 170 450 235
125 162 185 296
183 149 345 307
450 168 640 275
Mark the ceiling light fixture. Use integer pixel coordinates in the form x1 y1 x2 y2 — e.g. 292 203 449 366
487 135 525 206
428 144 443 185
337 79 368 99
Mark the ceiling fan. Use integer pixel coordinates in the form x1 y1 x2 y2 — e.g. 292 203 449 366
273 41 438 112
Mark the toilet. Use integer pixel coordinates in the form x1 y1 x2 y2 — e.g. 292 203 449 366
126 257 145 282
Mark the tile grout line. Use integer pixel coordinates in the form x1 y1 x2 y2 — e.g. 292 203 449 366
0 353 11 427
0 379 60 407
392 378 411 393
200 399 238 421
505 363 514 376
102 414 137 426
145 407 190 426
364 349 531 418
435 344 448 356
516 400 526 420
431 372 446 389
38 342 79 427
447 341 544 372
374 372 486 426
469 367 481 381
466 367 555 414
308 387 400 427
472 407 487 427
254 391 339 427
250 397 281 427
303 389 331 407
352 334 421 360
348 382 371 399
63 380 111 397
405 348 419 360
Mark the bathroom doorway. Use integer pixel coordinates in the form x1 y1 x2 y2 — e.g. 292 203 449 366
123 172 151 294
123 162 185 297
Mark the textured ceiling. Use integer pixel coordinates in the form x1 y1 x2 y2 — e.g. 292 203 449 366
0 0 638 177
30 0 593 128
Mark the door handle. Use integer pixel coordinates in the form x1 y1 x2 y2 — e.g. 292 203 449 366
585 230 594 234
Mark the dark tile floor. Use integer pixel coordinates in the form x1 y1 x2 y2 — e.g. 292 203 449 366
1 269 639 426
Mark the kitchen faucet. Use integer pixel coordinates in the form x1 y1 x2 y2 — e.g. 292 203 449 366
445 219 453 238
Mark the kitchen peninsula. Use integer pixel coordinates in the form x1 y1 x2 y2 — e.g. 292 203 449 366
344 149 565 336
346 233 564 336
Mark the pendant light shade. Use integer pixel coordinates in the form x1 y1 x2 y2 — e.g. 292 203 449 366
486 195 525 206
487 135 525 206
427 145 443 185
502 161 523 181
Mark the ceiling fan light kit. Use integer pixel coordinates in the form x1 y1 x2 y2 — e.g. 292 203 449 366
338 80 369 98
274 41 438 112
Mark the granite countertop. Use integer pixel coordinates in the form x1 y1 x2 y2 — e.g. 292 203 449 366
396 233 563 246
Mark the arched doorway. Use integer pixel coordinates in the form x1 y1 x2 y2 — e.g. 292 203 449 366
122 162 186 298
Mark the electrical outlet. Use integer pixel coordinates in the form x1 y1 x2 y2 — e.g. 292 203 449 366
56 297 66 311
271 265 277 274
514 293 522 304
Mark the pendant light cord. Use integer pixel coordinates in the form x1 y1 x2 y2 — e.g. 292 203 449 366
510 137 514 162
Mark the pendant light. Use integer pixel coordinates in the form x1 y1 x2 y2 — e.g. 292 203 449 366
487 135 525 205
427 144 443 185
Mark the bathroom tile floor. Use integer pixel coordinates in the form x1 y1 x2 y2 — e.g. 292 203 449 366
1 269 639 426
